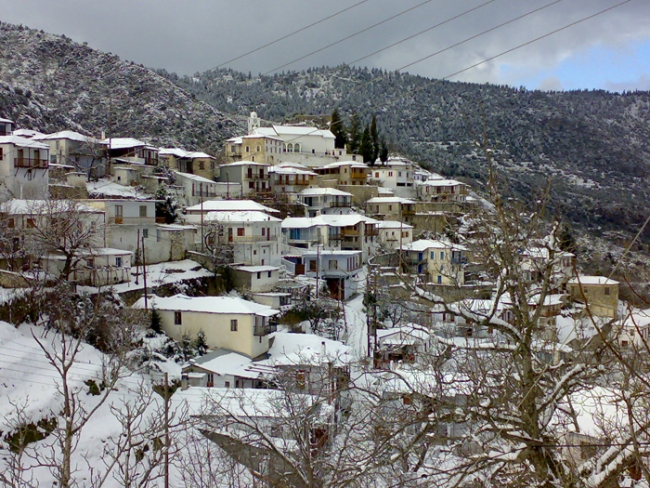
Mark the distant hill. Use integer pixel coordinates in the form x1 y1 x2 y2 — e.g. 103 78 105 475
163 66 650 243
0 22 242 153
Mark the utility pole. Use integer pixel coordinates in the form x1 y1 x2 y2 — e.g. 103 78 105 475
135 228 140 286
200 182 204 252
163 372 170 488
142 235 148 310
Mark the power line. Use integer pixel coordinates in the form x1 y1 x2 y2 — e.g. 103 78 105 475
262 0 437 75
206 0 371 72
348 0 498 65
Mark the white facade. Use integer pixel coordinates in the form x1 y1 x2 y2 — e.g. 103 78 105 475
42 248 132 286
173 171 241 207
376 220 414 250
232 265 280 293
299 188 353 217
0 136 50 200
369 159 416 198
303 250 362 301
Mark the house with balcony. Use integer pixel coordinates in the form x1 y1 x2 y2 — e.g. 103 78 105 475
269 163 318 199
0 135 50 200
376 220 414 250
365 196 416 224
180 349 262 389
103 138 159 166
133 294 279 359
224 133 285 165
159 148 217 180
203 210 282 266
41 247 132 287
217 161 271 196
416 178 469 211
303 249 362 300
369 158 416 198
173 171 241 207
314 161 370 187
183 199 280 221
34 130 106 177
374 324 433 369
282 213 379 261
0 118 14 136
400 239 468 285
298 188 353 217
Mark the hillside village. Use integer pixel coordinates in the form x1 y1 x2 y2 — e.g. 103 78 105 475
1 111 649 487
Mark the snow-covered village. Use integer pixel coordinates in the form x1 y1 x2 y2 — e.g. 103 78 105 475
1 107 647 487
2 5 650 486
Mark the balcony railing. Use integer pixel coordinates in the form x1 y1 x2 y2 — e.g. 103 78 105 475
451 256 468 265
330 201 352 208
108 216 156 225
254 323 278 336
231 235 274 243
342 229 360 237
350 171 367 179
365 227 379 236
15 158 49 169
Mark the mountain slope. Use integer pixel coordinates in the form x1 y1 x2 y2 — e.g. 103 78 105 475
166 66 650 242
0 22 243 152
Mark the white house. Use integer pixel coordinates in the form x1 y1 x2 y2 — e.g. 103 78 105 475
134 294 279 358
400 239 468 285
173 171 241 207
181 349 261 389
183 199 280 220
217 161 271 196
269 163 319 199
365 196 416 223
232 265 281 293
0 135 50 200
35 130 106 175
369 158 416 198
299 188 353 217
203 210 282 266
41 247 132 287
302 249 362 301
376 220 414 250
0 118 15 136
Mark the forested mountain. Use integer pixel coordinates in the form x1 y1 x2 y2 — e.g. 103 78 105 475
163 66 650 243
0 22 242 152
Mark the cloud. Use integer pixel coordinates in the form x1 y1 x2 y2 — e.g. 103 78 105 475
605 75 650 93
1 0 649 90
537 76 563 91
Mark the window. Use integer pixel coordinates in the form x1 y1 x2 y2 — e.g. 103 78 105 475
0 148 3 160
139 205 147 218
224 381 230 388
7 217 14 228
230 319 238 331
296 370 306 389
440 251 445 260
268 271 272 278
115 205 123 224
257 272 261 280
199 161 204 170
249 181 255 189
245 146 250 152
142 228 148 238
174 311 182 325
237 227 244 237
256 146 261 152
115 257 122 267
431 251 435 259
86 259 94 268
26 218 35 228
604 287 610 296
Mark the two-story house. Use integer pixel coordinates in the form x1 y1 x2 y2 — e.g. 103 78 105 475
314 161 370 187
0 118 14 136
567 276 619 318
365 196 416 224
400 239 468 285
369 158 416 198
173 171 241 207
103 138 159 166
0 136 50 200
302 249 362 300
375 220 414 250
204 210 282 266
35 130 106 176
224 133 285 165
134 294 279 358
299 188 353 217
269 163 319 199
217 161 271 196
416 178 469 211
159 148 218 180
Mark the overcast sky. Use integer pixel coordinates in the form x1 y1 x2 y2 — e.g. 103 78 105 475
3 0 649 91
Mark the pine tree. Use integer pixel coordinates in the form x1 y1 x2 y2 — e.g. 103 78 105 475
348 112 362 154
359 126 374 166
379 138 389 164
370 114 379 164
150 307 162 334
330 108 347 149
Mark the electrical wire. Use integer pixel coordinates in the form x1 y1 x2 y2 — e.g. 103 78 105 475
206 0 371 72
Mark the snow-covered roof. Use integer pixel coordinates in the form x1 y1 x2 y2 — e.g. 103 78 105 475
376 324 431 345
102 137 150 149
86 180 153 199
303 250 362 257
133 294 279 317
567 276 618 286
173 171 218 184
366 197 416 204
12 129 45 138
318 161 368 170
269 166 317 176
282 214 379 229
0 135 49 149
375 220 414 230
205 210 282 223
401 239 465 252
185 199 280 213
254 126 335 139
417 179 467 187
35 130 100 143
159 148 215 159
221 160 269 167
260 332 353 367
185 349 258 378
45 247 132 259
234 265 280 273
0 117 13 124
299 188 352 197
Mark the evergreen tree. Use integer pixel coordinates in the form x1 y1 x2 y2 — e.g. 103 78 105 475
330 108 347 149
359 126 375 166
370 114 380 164
379 138 389 164
150 307 162 334
348 112 362 154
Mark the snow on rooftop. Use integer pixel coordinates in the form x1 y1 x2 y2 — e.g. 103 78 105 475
101 137 150 149
375 220 414 229
0 117 13 124
133 294 279 317
366 197 416 204
0 199 102 215
300 188 352 197
221 160 269 167
319 161 368 170
185 199 280 213
12 128 45 138
186 349 258 378
205 210 281 223
86 179 153 199
417 178 467 187
567 276 619 285
173 171 217 184
234 265 280 273
0 135 49 149
282 213 378 229
260 332 353 367
401 239 465 252
35 130 100 143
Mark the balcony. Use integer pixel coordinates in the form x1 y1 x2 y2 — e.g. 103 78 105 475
451 256 468 265
108 216 155 225
350 171 367 179
231 235 274 243
330 201 352 208
328 233 343 241
15 157 49 169
254 323 278 336
364 227 379 236
341 228 360 237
